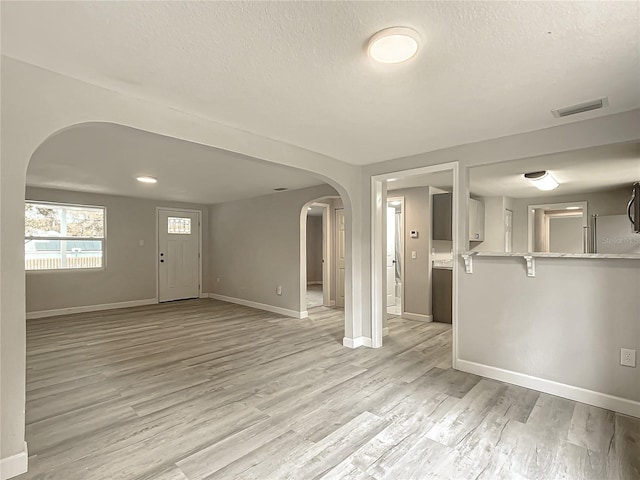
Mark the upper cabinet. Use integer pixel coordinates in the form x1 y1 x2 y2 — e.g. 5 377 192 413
432 193 452 241
468 197 485 242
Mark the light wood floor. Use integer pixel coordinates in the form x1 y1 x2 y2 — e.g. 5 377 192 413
20 299 639 480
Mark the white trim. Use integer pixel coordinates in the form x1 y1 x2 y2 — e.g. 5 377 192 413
300 310 309 319
0 442 28 480
307 281 323 285
401 312 433 322
457 359 640 419
382 327 389 336
208 293 305 319
329 300 336 306
157 207 203 302
26 299 157 319
342 336 373 349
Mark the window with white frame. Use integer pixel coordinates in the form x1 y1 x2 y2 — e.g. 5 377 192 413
25 202 105 271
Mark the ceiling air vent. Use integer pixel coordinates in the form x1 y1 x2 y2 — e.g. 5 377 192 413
551 97 609 118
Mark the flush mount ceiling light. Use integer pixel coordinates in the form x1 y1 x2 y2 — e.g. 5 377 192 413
136 175 157 184
566 206 581 210
524 171 559 191
367 27 420 64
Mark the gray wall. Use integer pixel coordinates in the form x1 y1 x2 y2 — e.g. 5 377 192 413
389 187 432 317
459 256 640 401
26 187 210 313
209 184 338 312
549 216 584 252
511 187 631 252
306 215 323 283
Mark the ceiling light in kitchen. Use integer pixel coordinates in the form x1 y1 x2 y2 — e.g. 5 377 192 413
524 171 559 191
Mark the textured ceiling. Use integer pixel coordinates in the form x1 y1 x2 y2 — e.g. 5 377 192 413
27 123 325 204
2 1 639 165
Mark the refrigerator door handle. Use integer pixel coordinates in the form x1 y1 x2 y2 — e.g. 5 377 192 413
628 192 635 225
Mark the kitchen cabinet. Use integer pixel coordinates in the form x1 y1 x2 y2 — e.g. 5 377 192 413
468 197 485 242
432 193 452 241
432 267 452 324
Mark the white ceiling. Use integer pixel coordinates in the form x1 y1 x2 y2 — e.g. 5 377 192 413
27 123 325 204
469 142 640 198
2 1 638 165
387 143 639 198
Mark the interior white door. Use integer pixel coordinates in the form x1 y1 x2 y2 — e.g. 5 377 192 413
335 208 345 308
505 209 513 253
386 206 396 307
158 209 200 302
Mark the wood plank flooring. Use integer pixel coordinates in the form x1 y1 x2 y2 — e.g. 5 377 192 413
19 299 639 480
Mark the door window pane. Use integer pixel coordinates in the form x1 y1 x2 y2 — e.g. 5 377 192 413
168 217 191 234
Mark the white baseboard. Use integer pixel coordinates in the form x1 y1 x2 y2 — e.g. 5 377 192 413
306 281 323 285
457 359 640 419
401 312 433 322
343 336 373 349
27 299 157 320
208 293 304 319
0 442 28 480
300 310 309 319
199 293 209 299
329 300 336 306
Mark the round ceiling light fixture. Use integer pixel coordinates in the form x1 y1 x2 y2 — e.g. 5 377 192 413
368 27 420 64
136 175 157 184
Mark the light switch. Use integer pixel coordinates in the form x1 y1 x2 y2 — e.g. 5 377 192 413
411 251 417 259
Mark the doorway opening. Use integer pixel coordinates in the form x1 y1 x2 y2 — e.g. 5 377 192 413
386 197 404 317
371 163 458 367
300 196 342 317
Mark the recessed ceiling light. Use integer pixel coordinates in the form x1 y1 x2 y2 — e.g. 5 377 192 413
368 27 420 64
136 175 157 184
524 171 559 191
273 187 288 191
566 206 581 210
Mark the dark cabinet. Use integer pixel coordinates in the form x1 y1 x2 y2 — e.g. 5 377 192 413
432 268 452 324
432 193 452 241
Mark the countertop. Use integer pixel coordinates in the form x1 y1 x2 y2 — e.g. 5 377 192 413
432 259 453 270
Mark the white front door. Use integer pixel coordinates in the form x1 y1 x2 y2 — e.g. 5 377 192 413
386 206 396 307
335 208 345 308
158 209 200 302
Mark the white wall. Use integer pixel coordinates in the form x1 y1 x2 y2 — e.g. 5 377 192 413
209 184 338 314
25 188 209 314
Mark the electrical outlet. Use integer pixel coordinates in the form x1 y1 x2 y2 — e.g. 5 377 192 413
276 285 283 296
620 348 636 367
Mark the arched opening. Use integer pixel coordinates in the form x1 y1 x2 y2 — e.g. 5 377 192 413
24 122 355 332
298 195 345 319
